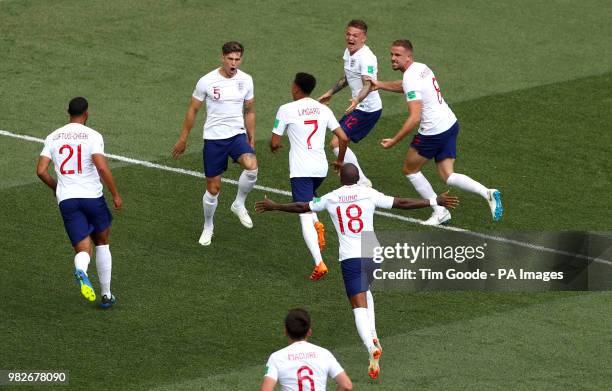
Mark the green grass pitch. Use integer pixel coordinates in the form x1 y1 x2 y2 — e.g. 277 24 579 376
1 0 611 390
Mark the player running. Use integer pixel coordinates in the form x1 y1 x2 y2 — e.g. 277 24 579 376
372 39 503 225
172 41 258 246
317 19 382 187
36 97 122 309
261 308 353 391
256 164 459 379
270 72 349 281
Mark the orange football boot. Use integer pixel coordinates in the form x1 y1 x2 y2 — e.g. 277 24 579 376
314 221 325 251
309 261 328 281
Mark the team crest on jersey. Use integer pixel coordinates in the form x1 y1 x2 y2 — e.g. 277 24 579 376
350 59 356 68
237 81 244 92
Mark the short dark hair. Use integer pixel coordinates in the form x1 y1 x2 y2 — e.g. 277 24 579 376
392 39 414 52
222 41 244 55
294 72 316 95
68 97 88 116
285 308 311 340
340 163 360 185
347 19 367 33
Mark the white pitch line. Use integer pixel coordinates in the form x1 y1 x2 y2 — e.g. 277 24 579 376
2 129 610 266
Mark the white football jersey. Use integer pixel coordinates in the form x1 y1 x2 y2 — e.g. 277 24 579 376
192 68 254 140
264 341 344 391
402 62 457 136
343 45 382 112
272 97 340 178
309 184 394 261
40 123 105 204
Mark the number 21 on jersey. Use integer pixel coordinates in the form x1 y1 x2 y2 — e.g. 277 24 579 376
59 144 82 175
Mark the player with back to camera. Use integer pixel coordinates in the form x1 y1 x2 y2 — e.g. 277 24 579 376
256 164 459 379
270 72 349 281
172 41 258 246
36 97 122 309
317 19 383 187
372 39 503 225
261 308 353 391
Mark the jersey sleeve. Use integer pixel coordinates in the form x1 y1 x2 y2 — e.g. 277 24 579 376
402 72 422 102
263 355 278 380
327 353 345 379
40 136 52 158
271 106 287 136
192 77 207 102
359 54 377 78
244 76 254 101
325 107 341 132
308 193 330 212
371 189 394 209
91 133 105 156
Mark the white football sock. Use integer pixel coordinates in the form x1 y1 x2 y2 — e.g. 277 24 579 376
406 172 446 214
300 213 323 266
203 191 218 230
95 245 112 297
74 251 90 274
366 290 378 341
353 307 375 352
446 173 489 199
311 212 319 224
234 168 258 209
334 147 369 184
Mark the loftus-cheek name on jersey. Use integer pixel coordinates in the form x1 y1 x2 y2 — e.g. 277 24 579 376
297 107 321 116
52 132 89 141
288 351 318 361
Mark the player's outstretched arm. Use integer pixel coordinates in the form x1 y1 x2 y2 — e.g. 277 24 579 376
318 75 348 104
244 98 256 148
92 154 123 210
371 79 403 93
393 191 459 210
334 371 353 391
36 156 57 193
172 97 203 159
332 127 349 172
380 100 422 149
255 196 311 214
346 76 373 114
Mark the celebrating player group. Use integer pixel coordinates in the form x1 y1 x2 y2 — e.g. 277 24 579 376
36 18 503 387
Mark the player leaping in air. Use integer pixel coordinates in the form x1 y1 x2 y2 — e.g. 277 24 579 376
372 39 503 225
256 164 459 379
317 19 383 187
270 72 349 281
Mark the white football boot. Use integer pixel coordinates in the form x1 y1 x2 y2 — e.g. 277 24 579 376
422 208 451 226
231 202 253 229
198 227 213 246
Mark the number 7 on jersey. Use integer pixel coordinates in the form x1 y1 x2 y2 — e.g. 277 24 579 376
304 120 319 150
